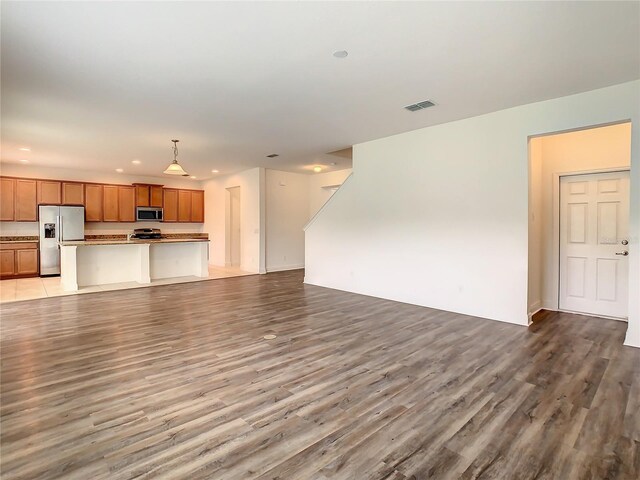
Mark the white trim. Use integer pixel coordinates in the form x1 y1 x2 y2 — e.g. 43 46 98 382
527 304 543 324
266 264 305 273
624 335 640 348
304 173 353 231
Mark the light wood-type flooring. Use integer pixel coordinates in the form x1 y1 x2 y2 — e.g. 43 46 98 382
1 270 638 479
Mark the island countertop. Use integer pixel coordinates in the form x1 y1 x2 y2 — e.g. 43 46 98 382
59 238 210 247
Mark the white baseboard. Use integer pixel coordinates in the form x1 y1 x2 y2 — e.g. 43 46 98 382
266 264 304 273
624 334 640 349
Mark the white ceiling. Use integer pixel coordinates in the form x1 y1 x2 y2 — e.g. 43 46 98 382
1 1 638 180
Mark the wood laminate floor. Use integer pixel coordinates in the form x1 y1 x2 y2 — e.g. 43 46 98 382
1 270 638 479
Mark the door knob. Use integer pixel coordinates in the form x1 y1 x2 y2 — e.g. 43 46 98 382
615 251 629 256
621 239 628 245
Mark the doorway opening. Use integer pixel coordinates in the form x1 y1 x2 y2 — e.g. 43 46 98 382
225 186 241 267
528 122 632 322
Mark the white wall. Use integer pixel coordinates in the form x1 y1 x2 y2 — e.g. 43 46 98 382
203 167 265 273
265 170 309 272
305 81 640 348
528 139 543 318
0 163 204 236
529 123 632 315
309 169 352 218
263 168 352 272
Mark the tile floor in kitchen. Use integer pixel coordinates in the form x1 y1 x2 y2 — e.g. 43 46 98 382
0 265 254 303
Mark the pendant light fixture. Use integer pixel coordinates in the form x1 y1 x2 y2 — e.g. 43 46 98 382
163 139 189 176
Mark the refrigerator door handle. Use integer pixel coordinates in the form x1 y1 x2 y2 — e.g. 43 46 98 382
57 215 62 247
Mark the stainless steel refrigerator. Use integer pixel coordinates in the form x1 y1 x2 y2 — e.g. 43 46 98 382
39 205 85 276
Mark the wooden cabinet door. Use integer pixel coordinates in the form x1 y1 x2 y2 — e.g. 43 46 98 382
37 180 61 205
178 190 192 222
85 184 103 221
163 189 178 222
15 179 37 221
0 178 15 221
103 185 119 222
190 191 204 223
118 186 136 222
0 250 15 276
16 249 38 275
136 185 150 207
150 186 163 208
62 182 85 205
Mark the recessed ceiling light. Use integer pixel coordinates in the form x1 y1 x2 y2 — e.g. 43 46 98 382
131 159 141 165
19 159 29 163
313 166 322 173
19 147 31 152
115 168 124 173
211 169 219 173
190 176 197 179
333 50 348 58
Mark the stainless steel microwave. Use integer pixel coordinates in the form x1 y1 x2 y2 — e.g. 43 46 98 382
136 207 163 222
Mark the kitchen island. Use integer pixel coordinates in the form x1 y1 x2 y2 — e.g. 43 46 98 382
59 238 210 291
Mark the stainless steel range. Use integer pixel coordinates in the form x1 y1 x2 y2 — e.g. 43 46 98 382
131 228 162 240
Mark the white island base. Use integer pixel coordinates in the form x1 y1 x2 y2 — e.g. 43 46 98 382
60 240 209 292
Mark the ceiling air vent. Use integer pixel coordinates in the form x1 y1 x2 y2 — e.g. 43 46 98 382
404 100 435 112
266 153 279 158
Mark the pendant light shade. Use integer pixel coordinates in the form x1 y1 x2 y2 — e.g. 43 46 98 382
164 139 189 176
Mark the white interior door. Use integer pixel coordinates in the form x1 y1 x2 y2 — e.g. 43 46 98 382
559 171 629 319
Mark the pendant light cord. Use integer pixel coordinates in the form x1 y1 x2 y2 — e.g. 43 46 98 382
172 140 179 164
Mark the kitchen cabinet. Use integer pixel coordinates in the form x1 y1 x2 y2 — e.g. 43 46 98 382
134 184 164 208
1 178 15 221
0 242 39 279
103 185 119 222
85 184 103 221
150 186 163 207
191 190 204 223
1 250 15 276
62 182 85 205
178 190 192 222
15 179 37 221
163 189 178 222
135 185 150 207
16 249 38 275
37 180 61 205
118 186 136 222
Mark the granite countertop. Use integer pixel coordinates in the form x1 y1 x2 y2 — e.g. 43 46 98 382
0 236 39 243
59 238 210 247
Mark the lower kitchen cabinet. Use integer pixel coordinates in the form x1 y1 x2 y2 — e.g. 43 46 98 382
0 242 39 279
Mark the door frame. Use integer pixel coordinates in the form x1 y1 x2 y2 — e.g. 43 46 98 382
555 167 630 319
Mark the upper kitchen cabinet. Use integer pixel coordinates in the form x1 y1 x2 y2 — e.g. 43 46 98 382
191 190 204 223
62 182 85 205
85 184 103 221
102 185 119 222
37 180 61 205
0 177 37 222
150 186 163 208
118 186 136 222
0 178 15 221
135 185 150 207
178 190 192 222
163 189 179 222
15 179 37 221
134 184 163 208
